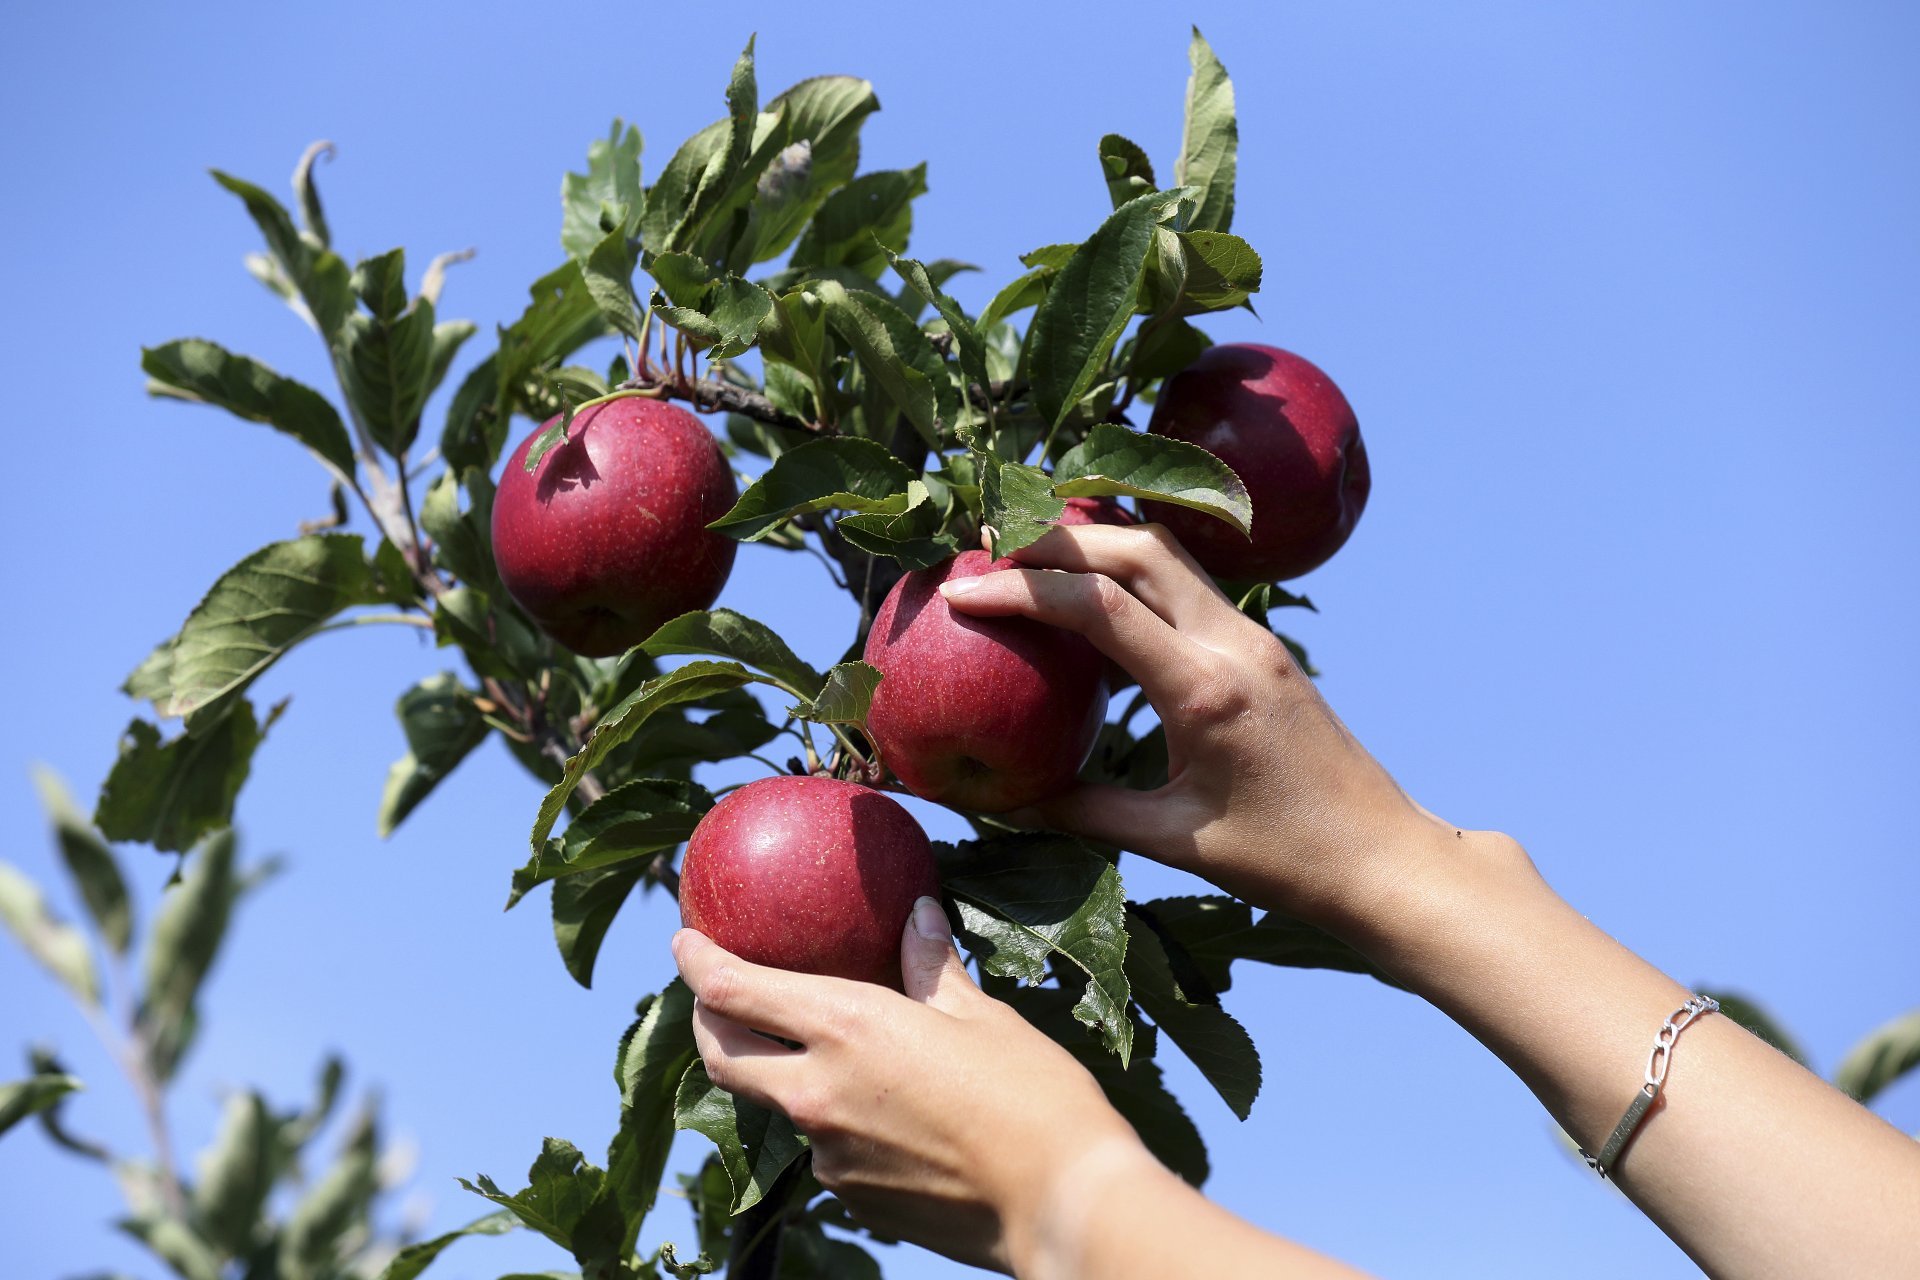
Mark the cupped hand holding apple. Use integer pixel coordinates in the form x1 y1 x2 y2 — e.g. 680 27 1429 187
671 904 1147 1275
937 522 1455 935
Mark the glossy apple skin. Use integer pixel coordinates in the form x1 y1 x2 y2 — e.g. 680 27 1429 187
1055 496 1137 527
1140 343 1369 582
679 775 939 988
492 397 738 657
864 550 1110 813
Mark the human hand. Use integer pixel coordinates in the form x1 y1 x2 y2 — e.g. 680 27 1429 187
938 523 1462 934
671 897 1146 1273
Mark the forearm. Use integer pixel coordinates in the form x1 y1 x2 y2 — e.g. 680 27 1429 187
1005 1136 1374 1280
1335 830 1920 1279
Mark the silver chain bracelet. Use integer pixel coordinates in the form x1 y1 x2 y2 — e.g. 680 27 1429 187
1580 994 1720 1180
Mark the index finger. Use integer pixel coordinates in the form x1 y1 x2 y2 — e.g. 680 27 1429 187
1001 522 1238 637
672 929 853 1042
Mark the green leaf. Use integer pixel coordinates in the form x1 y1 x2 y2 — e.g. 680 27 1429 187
552 864 644 989
353 248 409 321
674 1060 808 1214
374 1211 520 1280
790 164 928 280
936 834 1133 1062
642 119 731 255
531 662 764 850
563 121 645 260
735 76 882 266
1098 134 1157 209
812 280 950 446
420 467 496 590
282 1054 346 1150
1135 895 1386 993
978 265 1053 331
123 534 381 732
1175 27 1237 233
293 140 334 248
280 1107 380 1280
641 609 824 698
709 437 914 541
139 829 240 1082
658 277 775 358
378 674 490 838
1142 230 1261 317
1127 316 1211 382
892 253 991 418
1028 190 1186 426
0 861 97 1004
119 1215 224 1280
192 1092 277 1256
1054 423 1251 535
32 767 133 954
1124 909 1261 1119
95 704 267 855
0 1072 82 1138
834 483 958 570
585 225 644 341
795 661 882 728
142 340 356 479
776 1221 881 1279
607 981 699 1247
211 169 354 340
340 294 439 455
511 778 713 906
1694 989 1809 1068
459 1137 625 1267
978 454 1063 558
427 319 478 399
758 288 836 420
1834 1009 1920 1104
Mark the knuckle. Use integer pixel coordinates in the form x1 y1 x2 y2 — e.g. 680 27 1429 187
824 992 866 1037
1080 572 1131 622
699 964 745 1016
783 1084 836 1135
1177 661 1254 726
700 1049 738 1095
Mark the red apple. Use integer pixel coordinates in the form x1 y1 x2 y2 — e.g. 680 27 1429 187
863 550 1109 812
491 396 738 657
1139 343 1369 581
678 775 939 987
1055 496 1137 527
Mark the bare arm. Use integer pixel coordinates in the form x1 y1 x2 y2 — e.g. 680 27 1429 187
944 522 1920 1279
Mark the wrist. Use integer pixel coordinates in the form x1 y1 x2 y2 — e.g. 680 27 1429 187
1314 823 1547 982
997 1130 1164 1280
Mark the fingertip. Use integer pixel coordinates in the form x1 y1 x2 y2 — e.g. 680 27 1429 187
671 928 709 965
909 895 951 943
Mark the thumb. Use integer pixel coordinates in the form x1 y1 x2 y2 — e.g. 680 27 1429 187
900 895 976 1011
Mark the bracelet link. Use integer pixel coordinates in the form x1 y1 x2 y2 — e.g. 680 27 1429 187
1580 994 1719 1180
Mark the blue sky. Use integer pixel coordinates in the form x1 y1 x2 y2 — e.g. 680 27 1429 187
3 3 1916 1277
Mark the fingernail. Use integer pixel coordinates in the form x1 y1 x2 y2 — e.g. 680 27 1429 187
911 896 950 941
670 929 698 962
939 578 981 599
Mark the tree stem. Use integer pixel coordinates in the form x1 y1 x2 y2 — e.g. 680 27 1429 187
726 1159 806 1280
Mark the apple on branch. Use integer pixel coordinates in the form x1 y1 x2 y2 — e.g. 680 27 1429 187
491 396 738 657
1141 343 1370 582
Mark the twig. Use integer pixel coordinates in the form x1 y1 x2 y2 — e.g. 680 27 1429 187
618 372 821 435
